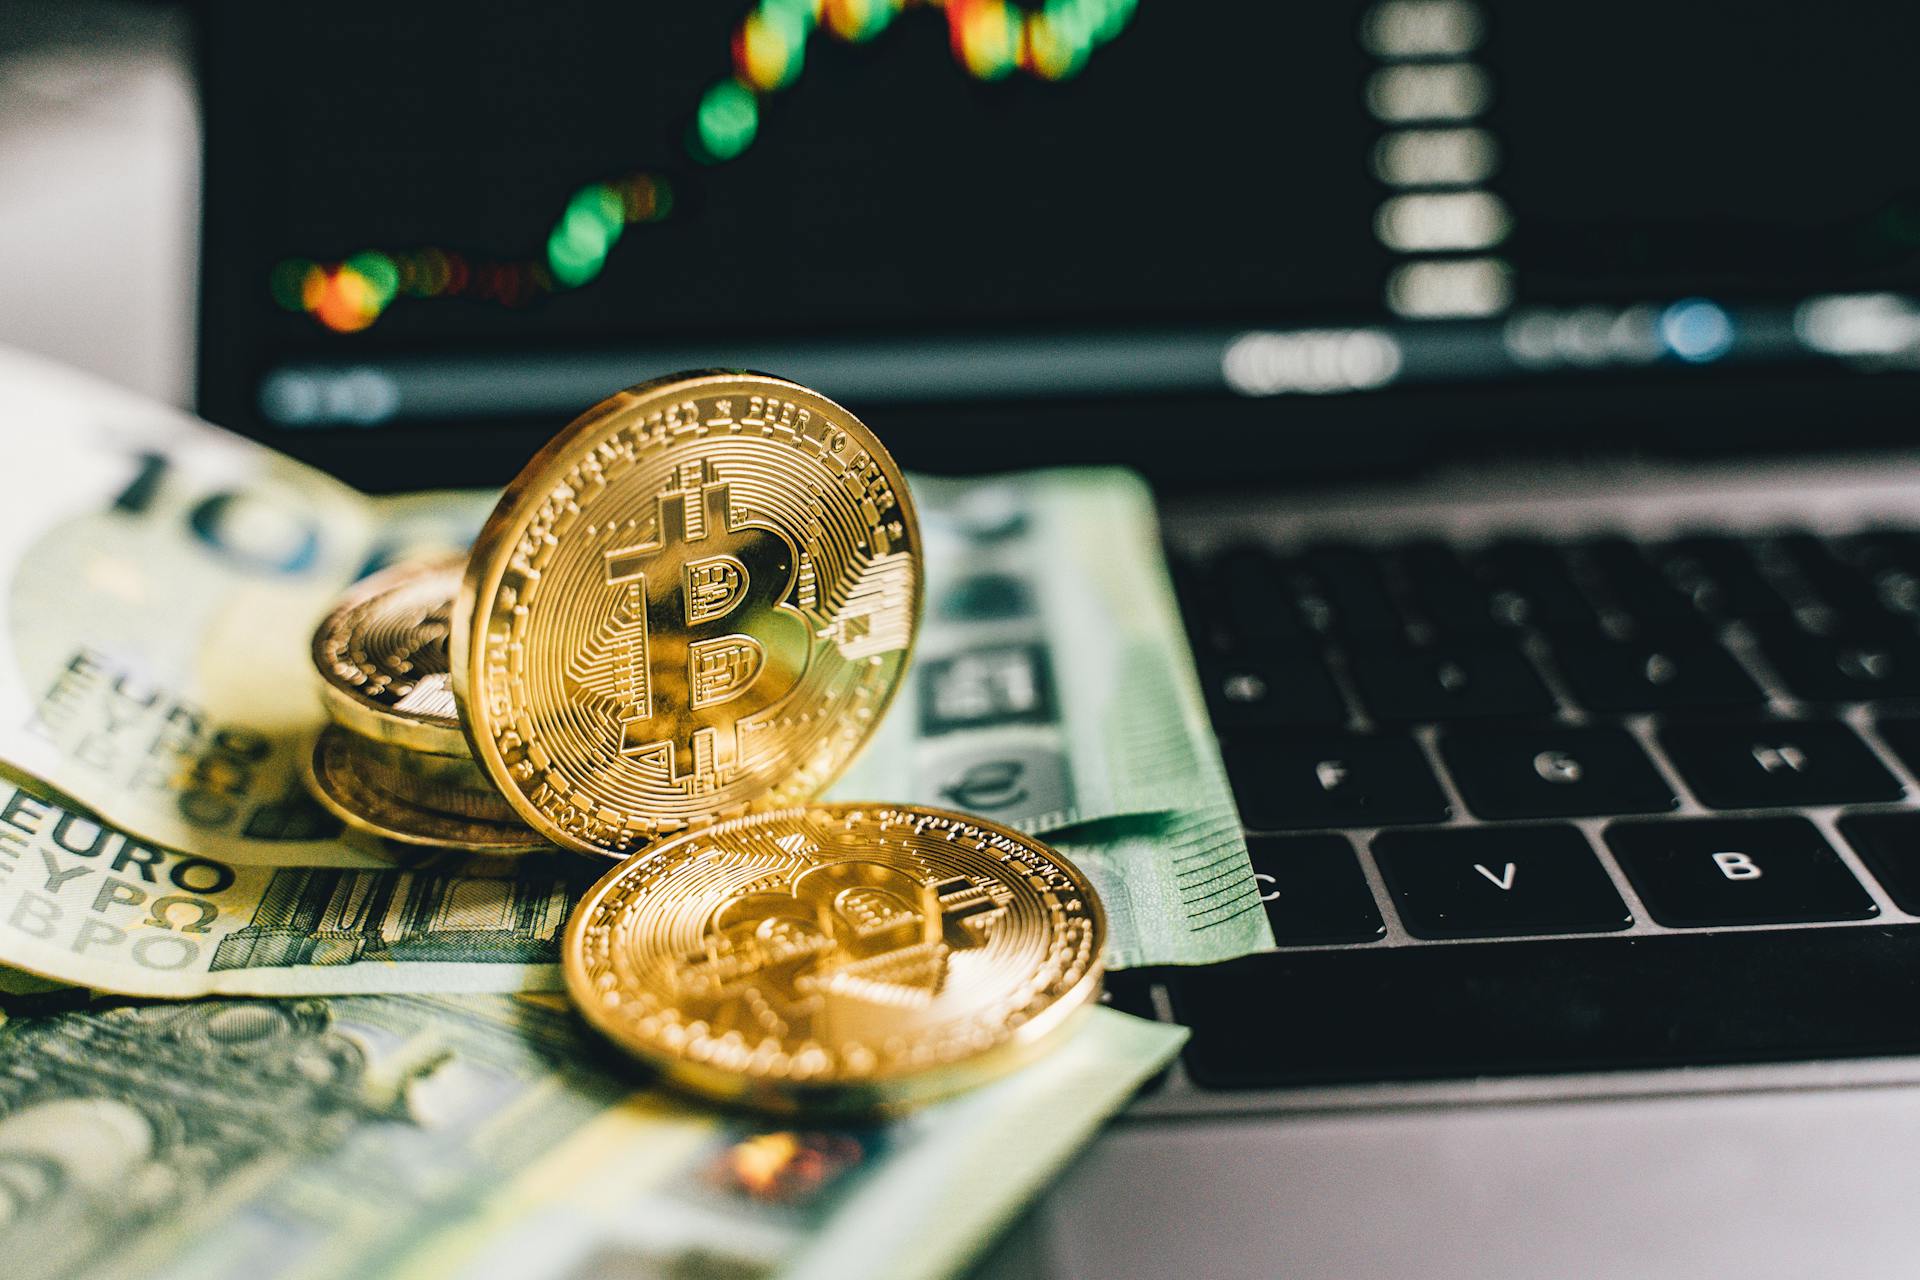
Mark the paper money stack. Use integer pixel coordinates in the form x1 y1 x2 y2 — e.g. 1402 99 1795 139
0 348 1266 1280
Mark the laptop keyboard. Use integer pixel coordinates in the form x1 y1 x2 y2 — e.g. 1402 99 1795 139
1143 525 1920 1091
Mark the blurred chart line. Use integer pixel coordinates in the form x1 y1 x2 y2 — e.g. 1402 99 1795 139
272 0 1137 334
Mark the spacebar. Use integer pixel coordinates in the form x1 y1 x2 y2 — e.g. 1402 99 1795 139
1166 928 1920 1089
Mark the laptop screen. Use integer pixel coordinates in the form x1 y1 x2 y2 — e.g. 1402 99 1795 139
195 1 1920 487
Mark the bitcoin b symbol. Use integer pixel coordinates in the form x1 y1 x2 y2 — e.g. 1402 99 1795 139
568 462 809 784
672 849 1012 1040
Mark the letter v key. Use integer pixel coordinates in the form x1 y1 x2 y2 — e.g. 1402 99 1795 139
1474 862 1517 890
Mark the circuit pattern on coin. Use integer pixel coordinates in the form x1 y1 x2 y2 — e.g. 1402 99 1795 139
564 803 1104 1109
314 554 467 754
455 373 920 856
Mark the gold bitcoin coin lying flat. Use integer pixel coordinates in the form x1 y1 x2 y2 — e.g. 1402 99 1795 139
563 802 1104 1113
453 371 921 858
315 554 468 755
354 737 520 823
303 725 549 854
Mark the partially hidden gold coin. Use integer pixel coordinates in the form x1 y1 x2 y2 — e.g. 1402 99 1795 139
315 554 468 756
352 736 520 823
302 724 550 854
563 802 1105 1113
453 371 921 858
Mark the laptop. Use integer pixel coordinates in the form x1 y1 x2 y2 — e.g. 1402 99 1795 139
193 2 1920 1275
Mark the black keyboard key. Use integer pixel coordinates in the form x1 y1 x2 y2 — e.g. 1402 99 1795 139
1211 546 1313 650
1867 563 1920 622
1762 533 1894 633
1478 540 1604 636
1373 825 1632 939
1659 719 1903 808
1872 716 1920 779
1302 545 1404 635
1746 535 1843 627
1398 541 1505 637
1838 811 1920 914
1099 971 1161 1022
1346 639 1555 723
1439 726 1677 819
1842 529 1920 575
1748 618 1920 701
1840 533 1920 618
1659 535 1792 621
1199 652 1346 730
1579 537 1708 638
1169 928 1920 1089
1246 834 1386 945
1223 733 1450 830
1607 816 1879 926
1550 637 1762 713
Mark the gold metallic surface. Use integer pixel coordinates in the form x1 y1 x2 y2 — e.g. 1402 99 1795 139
302 725 550 854
315 554 469 755
355 738 521 822
563 802 1105 1113
453 372 921 858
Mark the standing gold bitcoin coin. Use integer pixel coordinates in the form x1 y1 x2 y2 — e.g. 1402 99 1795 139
563 802 1104 1112
315 554 468 755
453 372 921 857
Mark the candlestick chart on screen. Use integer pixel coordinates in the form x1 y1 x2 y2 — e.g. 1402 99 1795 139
275 0 1136 335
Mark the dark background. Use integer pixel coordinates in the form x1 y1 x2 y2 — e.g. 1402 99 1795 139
194 1 1920 488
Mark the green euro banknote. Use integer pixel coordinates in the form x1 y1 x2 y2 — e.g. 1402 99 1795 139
1058 802 1268 969
0 991 1184 1280
0 775 586 997
0 772 1254 994
831 469 1269 965
0 347 495 867
833 469 1233 831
